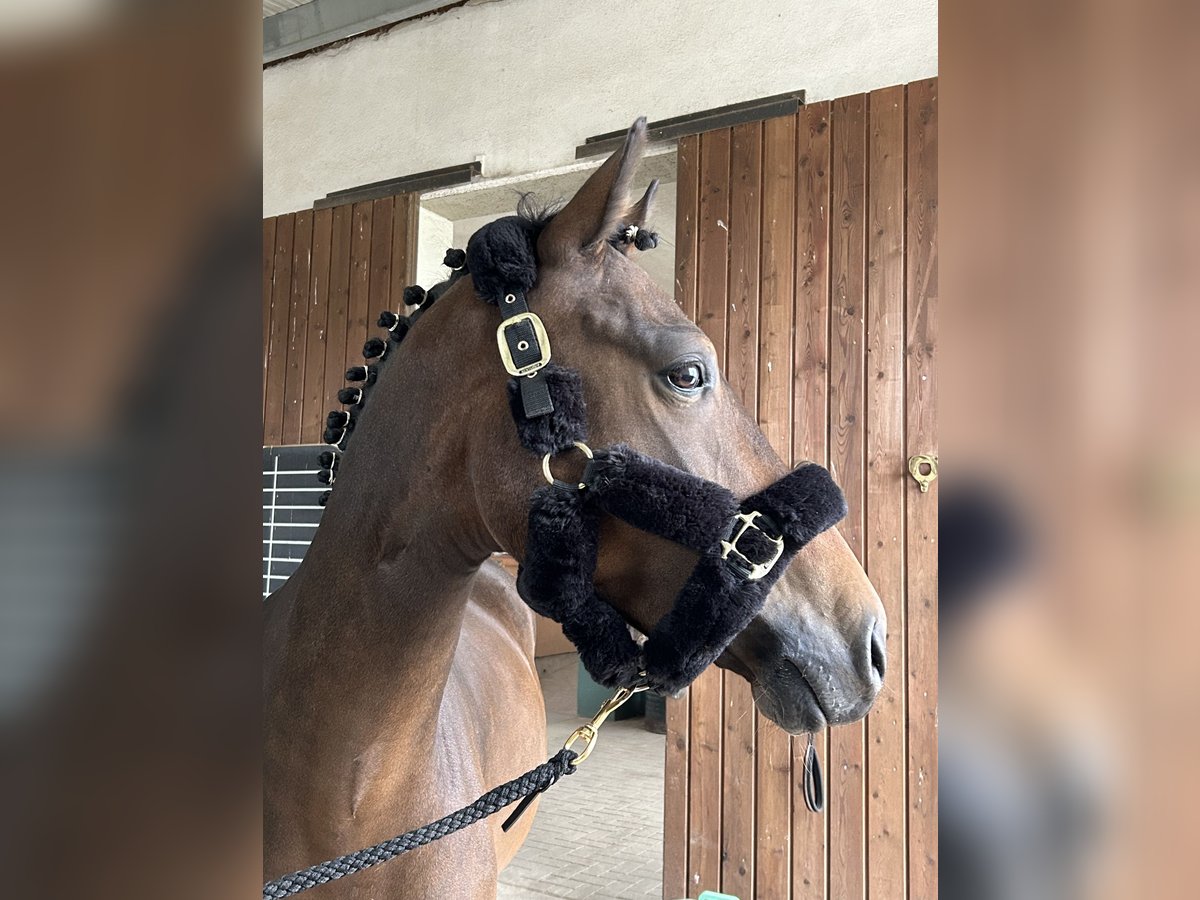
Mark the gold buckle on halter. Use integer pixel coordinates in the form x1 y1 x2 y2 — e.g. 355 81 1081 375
562 684 648 767
496 312 552 377
720 510 785 581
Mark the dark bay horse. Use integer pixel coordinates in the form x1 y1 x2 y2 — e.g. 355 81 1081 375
264 120 887 897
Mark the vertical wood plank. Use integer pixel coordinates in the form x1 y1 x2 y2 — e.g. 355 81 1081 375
687 557 724 897
664 137 700 900
792 102 833 473
791 100 832 900
756 112 796 900
725 121 763 405
695 129 731 370
302 208 333 445
688 126 731 897
264 214 295 446
675 135 701 321
392 193 420 308
865 84 908 900
828 92 868 900
346 202 374 376
905 77 938 900
758 115 796 459
720 120 762 900
282 211 313 445
263 216 277 419
370 197 394 316
673 80 935 900
664 671 691 900
322 205 353 417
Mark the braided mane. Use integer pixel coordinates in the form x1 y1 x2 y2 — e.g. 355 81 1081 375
314 248 468 504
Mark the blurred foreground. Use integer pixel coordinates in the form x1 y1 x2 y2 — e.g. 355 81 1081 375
0 3 261 898
942 0 1200 896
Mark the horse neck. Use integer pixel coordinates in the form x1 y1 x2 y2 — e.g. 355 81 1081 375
270 283 526 756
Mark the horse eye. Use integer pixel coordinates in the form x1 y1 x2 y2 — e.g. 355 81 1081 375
665 361 705 393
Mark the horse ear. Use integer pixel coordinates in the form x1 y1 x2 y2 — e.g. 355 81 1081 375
629 178 659 227
540 117 648 261
616 179 660 256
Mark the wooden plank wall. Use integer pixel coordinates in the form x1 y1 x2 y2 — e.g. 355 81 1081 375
262 193 419 445
664 77 938 900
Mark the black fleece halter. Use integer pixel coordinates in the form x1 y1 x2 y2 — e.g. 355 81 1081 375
465 216 847 696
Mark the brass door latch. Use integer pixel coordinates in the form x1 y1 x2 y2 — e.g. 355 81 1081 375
907 454 938 492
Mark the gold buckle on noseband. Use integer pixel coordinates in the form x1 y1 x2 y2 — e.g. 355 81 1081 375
562 683 649 767
720 510 785 581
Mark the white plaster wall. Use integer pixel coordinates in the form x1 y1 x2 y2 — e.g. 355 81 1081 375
264 0 937 216
416 206 454 289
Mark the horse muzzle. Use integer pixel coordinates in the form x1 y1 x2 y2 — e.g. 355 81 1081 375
725 601 886 734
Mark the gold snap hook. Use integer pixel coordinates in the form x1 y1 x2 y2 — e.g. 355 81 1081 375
907 454 938 493
563 684 648 766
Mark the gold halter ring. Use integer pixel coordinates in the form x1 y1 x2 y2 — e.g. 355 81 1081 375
541 440 593 491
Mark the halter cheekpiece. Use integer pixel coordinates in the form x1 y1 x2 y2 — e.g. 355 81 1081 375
464 215 847 695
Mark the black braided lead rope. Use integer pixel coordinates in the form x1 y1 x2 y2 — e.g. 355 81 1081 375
263 748 578 899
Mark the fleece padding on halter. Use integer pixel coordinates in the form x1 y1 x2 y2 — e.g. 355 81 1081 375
465 215 540 304
517 445 847 694
518 488 646 687
582 444 738 552
506 364 588 455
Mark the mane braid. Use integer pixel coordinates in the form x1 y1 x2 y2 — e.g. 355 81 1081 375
610 221 660 252
314 247 470 505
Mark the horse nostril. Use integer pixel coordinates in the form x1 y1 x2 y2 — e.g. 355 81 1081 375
869 619 887 682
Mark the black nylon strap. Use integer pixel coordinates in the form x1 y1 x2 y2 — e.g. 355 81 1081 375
498 290 555 419
498 291 530 319
502 318 544 369
519 374 554 418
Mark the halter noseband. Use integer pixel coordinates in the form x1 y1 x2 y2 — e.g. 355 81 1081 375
465 215 847 696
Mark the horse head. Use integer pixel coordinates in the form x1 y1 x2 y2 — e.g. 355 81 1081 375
432 119 885 733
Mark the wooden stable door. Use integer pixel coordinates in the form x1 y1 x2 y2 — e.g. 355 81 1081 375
262 194 420 446
663 78 937 900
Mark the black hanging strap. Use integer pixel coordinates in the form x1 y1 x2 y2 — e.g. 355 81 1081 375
803 734 825 812
516 375 553 418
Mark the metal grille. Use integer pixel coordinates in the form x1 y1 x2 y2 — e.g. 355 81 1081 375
262 445 325 598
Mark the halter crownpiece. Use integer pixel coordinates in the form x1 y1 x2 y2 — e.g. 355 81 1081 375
465 214 848 695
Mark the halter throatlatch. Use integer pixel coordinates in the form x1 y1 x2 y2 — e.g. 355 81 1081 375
467 214 848 695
